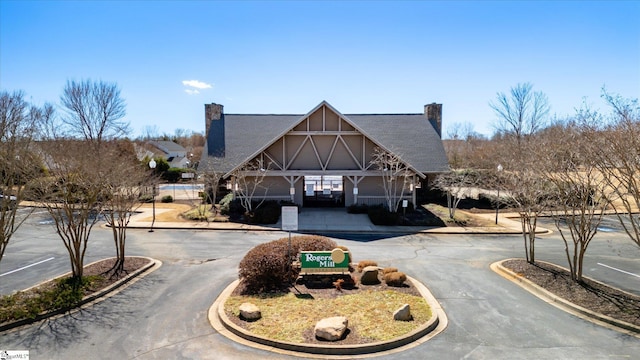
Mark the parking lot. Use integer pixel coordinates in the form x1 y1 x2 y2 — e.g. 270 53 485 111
1 209 639 359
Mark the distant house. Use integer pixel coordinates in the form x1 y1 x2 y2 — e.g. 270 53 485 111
198 101 448 208
136 141 191 168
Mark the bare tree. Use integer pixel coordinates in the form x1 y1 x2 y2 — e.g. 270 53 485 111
542 122 608 282
587 91 640 248
231 158 270 215
370 147 413 212
488 83 550 264
140 125 160 140
101 142 149 276
60 79 128 145
33 80 131 282
433 169 480 220
499 165 552 264
445 122 480 168
30 140 107 282
0 91 52 264
494 126 561 264
490 82 550 148
201 170 225 216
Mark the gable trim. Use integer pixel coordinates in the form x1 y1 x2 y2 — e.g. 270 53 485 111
223 101 428 178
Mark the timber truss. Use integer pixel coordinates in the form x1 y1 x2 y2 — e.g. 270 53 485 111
226 101 423 204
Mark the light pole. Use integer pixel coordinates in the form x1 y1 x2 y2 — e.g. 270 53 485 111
495 163 503 224
148 159 157 232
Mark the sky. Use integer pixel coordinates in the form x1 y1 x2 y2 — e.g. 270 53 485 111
1 0 639 139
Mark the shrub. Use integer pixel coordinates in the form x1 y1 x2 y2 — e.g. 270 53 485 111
382 267 398 274
162 167 184 183
347 203 369 214
219 193 234 214
138 194 154 203
357 260 378 272
383 271 407 287
161 195 173 203
0 275 99 323
367 204 399 225
238 235 337 294
248 200 280 224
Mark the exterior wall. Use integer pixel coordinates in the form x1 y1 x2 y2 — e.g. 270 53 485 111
344 181 354 206
224 103 435 208
236 176 304 205
293 179 303 205
354 176 413 207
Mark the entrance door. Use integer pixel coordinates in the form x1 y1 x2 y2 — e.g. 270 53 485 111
303 176 344 207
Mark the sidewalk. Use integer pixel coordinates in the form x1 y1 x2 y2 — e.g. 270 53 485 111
126 204 544 235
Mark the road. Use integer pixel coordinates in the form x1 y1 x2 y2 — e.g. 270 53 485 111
1 211 639 359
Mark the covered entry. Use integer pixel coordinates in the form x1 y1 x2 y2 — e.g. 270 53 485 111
303 175 344 207
199 100 448 209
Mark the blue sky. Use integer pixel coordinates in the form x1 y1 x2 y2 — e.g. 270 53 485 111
1 1 639 138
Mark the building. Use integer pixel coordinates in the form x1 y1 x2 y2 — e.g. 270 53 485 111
198 101 448 208
136 141 191 169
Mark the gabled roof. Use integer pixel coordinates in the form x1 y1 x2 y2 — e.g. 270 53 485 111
150 140 187 154
199 101 448 175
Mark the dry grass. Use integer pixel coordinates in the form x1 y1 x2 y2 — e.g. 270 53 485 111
224 290 432 343
423 204 496 227
137 203 192 222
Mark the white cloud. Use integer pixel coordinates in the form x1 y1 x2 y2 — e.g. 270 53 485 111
184 89 200 95
182 80 212 89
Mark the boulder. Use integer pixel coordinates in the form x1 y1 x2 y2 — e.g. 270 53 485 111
314 316 348 341
360 266 380 285
393 303 412 321
239 302 261 321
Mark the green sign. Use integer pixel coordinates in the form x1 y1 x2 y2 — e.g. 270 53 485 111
300 249 350 274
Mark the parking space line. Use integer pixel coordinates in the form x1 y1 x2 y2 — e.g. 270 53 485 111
597 263 640 279
0 257 55 277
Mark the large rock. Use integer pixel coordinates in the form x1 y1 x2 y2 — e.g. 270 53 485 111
393 303 412 321
239 302 261 321
360 266 380 285
314 316 348 341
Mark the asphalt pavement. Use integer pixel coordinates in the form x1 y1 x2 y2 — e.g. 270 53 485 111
1 206 639 359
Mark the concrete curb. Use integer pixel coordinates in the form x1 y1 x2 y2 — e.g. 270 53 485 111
208 276 448 358
0 256 162 333
121 223 545 235
491 259 640 339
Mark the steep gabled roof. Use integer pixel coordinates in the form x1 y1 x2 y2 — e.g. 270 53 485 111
345 113 448 173
199 101 448 175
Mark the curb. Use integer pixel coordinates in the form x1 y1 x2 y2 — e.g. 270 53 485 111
491 259 640 339
0 256 161 333
208 276 448 358
122 223 541 235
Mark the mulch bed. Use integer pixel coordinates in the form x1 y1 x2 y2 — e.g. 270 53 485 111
81 256 151 291
1 257 151 328
502 259 640 327
231 270 422 299
228 270 424 345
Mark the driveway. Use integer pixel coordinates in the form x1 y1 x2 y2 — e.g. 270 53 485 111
1 216 639 359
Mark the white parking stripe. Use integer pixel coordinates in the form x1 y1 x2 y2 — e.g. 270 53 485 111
597 263 640 279
0 257 55 277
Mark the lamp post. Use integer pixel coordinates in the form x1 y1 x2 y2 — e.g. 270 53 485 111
495 163 503 224
148 159 157 232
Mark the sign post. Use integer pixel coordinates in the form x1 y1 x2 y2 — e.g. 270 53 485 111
281 206 298 272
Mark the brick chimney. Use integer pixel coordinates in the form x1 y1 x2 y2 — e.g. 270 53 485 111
205 103 225 156
424 103 442 138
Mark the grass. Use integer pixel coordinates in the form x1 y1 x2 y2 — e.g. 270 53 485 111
0 275 103 323
182 204 229 222
423 203 496 227
224 290 432 343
